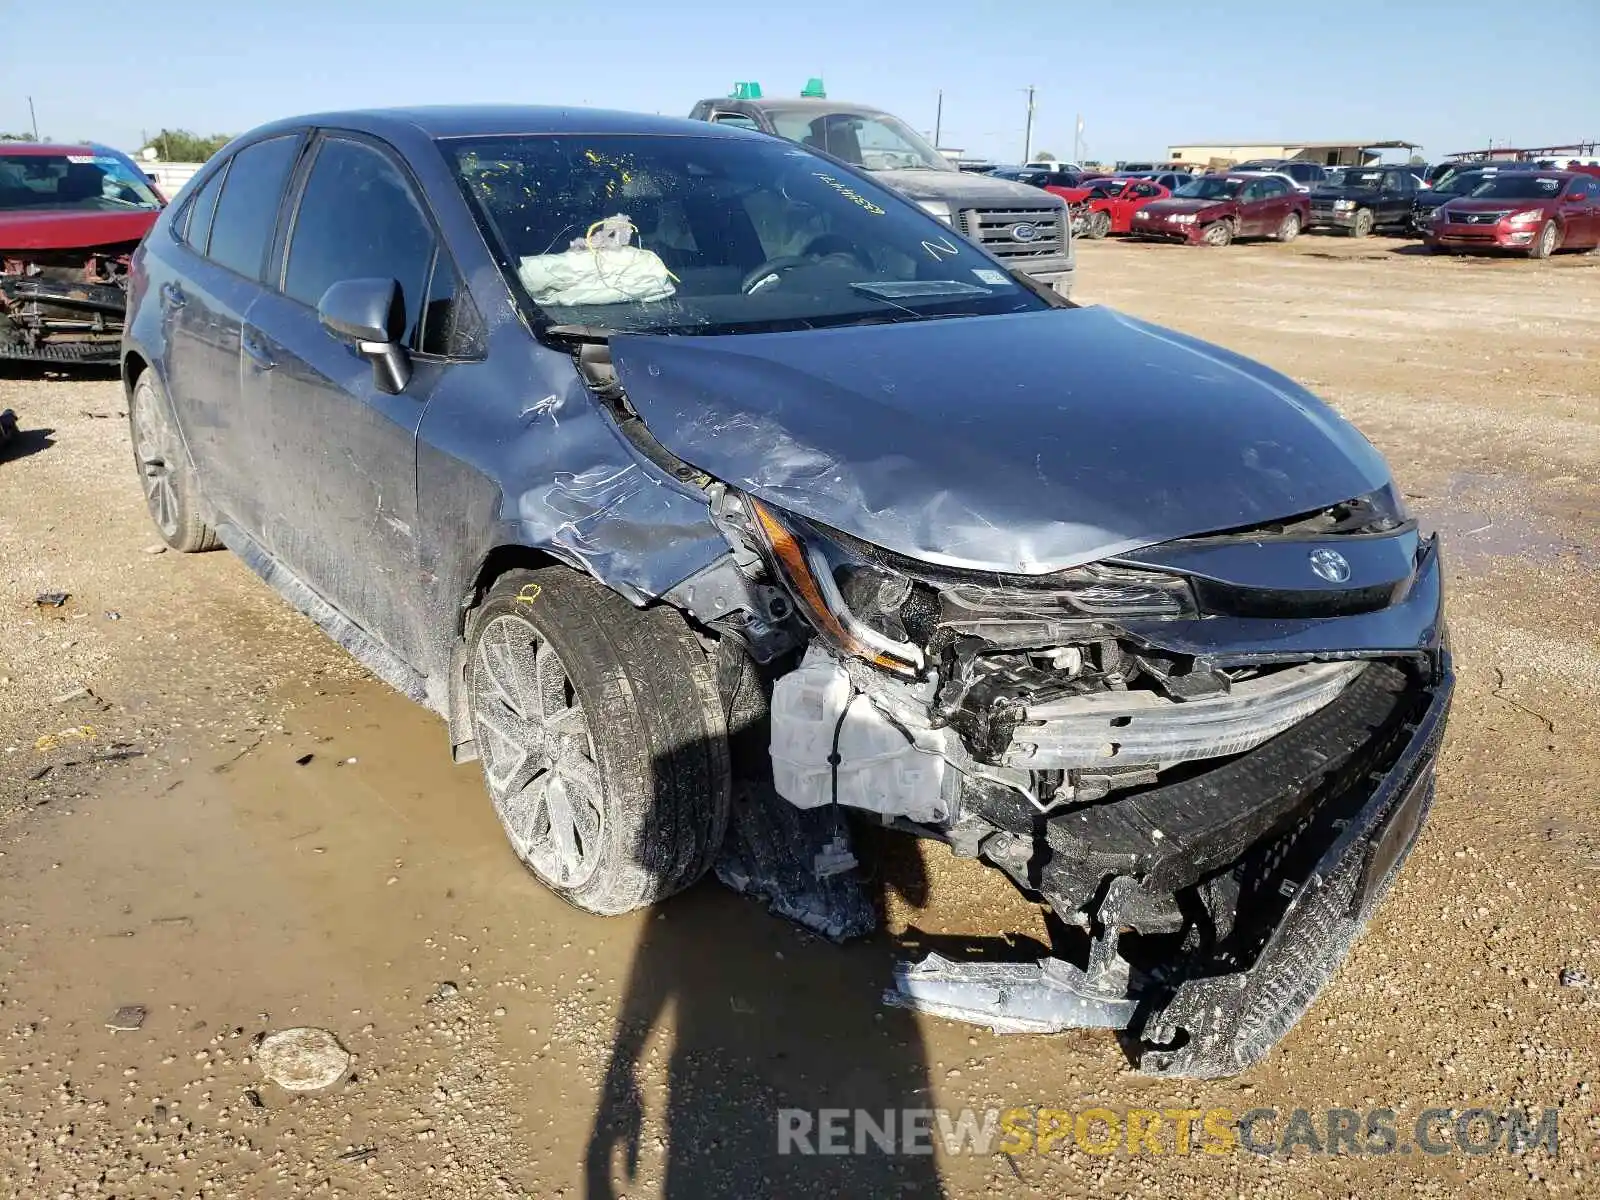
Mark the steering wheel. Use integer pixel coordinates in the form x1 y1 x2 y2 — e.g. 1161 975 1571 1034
740 255 814 295
741 235 873 294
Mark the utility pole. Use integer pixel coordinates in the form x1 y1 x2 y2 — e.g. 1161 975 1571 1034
1022 86 1035 164
28 96 39 141
1074 113 1082 164
934 90 943 149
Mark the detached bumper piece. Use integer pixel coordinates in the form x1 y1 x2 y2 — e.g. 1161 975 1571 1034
884 654 1451 1076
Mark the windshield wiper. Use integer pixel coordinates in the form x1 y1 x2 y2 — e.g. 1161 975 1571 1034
543 323 614 345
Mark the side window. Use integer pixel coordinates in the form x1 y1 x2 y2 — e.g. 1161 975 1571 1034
284 137 435 346
710 113 761 132
206 136 300 280
415 254 481 358
1241 181 1266 202
1132 182 1157 197
181 163 228 253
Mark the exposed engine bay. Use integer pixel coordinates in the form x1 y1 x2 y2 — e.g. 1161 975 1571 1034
568 332 1455 1078
0 244 136 364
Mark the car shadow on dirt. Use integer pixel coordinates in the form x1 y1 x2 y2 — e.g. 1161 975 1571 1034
0 419 55 462
585 751 949 1198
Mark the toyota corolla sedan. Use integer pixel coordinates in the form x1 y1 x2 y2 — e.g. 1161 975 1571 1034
122 107 1452 1078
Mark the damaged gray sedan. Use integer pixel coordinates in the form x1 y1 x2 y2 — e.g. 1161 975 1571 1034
122 107 1452 1079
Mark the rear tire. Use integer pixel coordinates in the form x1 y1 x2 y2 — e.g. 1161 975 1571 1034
1349 208 1374 238
1528 221 1558 259
128 370 219 553
466 566 730 915
1277 212 1302 242
1201 221 1233 247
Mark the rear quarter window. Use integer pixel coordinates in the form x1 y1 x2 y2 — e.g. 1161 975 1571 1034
205 136 300 280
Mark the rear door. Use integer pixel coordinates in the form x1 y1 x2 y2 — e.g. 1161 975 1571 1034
160 134 303 536
238 131 463 664
1236 180 1272 236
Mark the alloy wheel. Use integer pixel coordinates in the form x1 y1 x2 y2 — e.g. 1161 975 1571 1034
132 382 180 538
470 613 604 888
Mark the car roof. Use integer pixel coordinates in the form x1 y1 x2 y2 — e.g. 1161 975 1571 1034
245 105 759 143
702 97 891 117
0 142 99 156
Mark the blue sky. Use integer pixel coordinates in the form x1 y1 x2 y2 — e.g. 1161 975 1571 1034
8 0 1597 162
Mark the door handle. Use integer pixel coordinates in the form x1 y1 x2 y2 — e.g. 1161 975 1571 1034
159 281 186 310
241 333 275 371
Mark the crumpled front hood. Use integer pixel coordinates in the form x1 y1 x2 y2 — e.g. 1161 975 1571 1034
0 209 159 253
610 307 1391 574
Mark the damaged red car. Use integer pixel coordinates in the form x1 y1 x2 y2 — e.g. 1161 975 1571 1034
1 143 164 364
1130 173 1307 246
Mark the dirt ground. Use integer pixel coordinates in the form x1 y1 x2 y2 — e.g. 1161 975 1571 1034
1 234 1597 1199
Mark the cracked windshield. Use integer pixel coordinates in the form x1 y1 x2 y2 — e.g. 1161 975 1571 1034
447 134 1043 335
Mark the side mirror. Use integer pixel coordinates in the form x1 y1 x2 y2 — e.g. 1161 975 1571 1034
318 278 411 395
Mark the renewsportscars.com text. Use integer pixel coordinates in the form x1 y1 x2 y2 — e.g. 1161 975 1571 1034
777 1105 1561 1158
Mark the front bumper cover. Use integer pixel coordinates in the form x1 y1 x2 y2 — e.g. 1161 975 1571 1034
1138 651 1450 1076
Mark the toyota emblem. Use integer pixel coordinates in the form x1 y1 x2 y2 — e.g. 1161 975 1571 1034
1308 548 1352 583
1009 222 1040 243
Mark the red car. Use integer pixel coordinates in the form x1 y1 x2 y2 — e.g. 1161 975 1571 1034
1 143 165 364
1425 171 1600 258
1129 174 1309 246
1075 177 1173 238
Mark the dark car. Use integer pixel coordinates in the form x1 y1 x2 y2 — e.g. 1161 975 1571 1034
123 106 1452 1079
688 96 1074 294
1230 159 1328 191
1425 171 1600 257
1130 173 1309 245
1 142 166 364
1410 168 1492 230
1307 167 1419 236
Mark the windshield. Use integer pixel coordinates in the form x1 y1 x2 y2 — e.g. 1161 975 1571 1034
446 133 1046 337
1090 180 1129 198
764 108 950 172
1434 170 1486 195
1325 169 1384 189
0 152 162 212
1174 177 1241 200
1467 175 1566 199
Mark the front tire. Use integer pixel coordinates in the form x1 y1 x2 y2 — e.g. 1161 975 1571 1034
1349 208 1374 238
466 566 730 915
1086 211 1111 240
1201 221 1233 247
1528 221 1558 259
128 370 219 552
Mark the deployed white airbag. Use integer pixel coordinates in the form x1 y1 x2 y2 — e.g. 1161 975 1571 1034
516 213 676 306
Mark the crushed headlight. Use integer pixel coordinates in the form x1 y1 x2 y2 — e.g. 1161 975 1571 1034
1333 199 1357 211
745 498 926 676
1171 213 1198 224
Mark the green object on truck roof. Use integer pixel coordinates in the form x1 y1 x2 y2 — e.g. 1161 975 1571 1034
802 77 826 98
731 81 763 99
